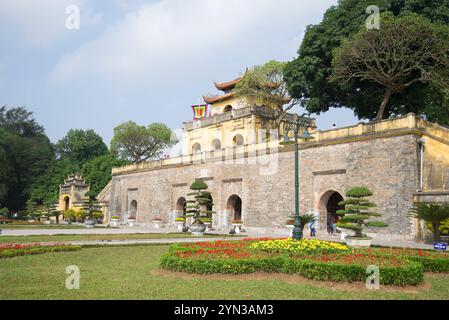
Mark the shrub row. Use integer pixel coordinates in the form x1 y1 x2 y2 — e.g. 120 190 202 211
160 253 424 286
363 248 449 273
0 245 81 259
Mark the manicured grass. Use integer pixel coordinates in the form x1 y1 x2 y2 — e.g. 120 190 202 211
1 244 449 299
0 233 240 243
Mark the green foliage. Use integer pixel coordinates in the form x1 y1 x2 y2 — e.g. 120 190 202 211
234 60 299 127
345 186 373 198
284 0 449 124
331 13 449 120
110 121 177 164
55 129 108 165
288 213 316 232
64 209 76 221
0 245 81 259
81 154 129 195
80 193 102 221
160 252 423 286
0 106 54 211
337 186 387 237
410 203 449 241
185 180 214 224
190 180 208 191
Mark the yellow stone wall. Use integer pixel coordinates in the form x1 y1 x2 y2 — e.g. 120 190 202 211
208 96 249 116
420 119 449 191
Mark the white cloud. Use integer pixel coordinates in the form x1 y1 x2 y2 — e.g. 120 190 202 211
0 0 101 47
49 0 336 84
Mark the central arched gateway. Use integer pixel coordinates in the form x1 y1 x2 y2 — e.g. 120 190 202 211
226 195 242 222
318 190 344 230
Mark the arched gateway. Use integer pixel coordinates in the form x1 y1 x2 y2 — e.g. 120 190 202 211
318 191 344 230
226 195 242 222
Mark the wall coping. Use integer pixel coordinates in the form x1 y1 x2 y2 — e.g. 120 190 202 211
111 113 449 177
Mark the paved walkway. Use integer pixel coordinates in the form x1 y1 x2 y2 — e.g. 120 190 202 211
0 225 436 249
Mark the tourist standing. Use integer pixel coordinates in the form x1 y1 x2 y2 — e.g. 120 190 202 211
309 221 316 237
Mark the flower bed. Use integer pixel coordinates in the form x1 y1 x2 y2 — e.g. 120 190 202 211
250 239 349 255
361 247 449 273
160 239 424 286
0 243 81 259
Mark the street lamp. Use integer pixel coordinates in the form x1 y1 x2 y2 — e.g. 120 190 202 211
280 114 315 240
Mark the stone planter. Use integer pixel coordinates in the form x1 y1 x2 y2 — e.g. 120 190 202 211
190 223 207 236
345 237 372 247
286 224 294 237
204 222 212 232
232 223 243 234
174 221 184 231
84 219 96 228
152 220 162 228
111 218 120 227
128 219 137 227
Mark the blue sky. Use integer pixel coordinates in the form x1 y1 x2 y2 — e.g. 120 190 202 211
0 0 356 147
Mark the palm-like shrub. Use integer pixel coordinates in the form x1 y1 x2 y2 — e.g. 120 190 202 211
185 180 214 225
337 187 388 238
289 213 316 233
410 203 449 242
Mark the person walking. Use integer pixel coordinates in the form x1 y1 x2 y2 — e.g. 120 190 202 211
327 215 334 235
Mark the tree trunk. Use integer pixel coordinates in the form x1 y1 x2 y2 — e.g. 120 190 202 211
433 223 441 242
376 89 392 121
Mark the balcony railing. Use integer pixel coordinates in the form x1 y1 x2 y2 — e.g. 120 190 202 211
183 106 312 131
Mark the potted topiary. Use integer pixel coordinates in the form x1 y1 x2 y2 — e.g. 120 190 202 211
111 215 121 227
337 186 388 247
81 191 102 228
202 217 213 232
174 217 185 231
231 219 243 234
185 180 214 236
152 217 162 228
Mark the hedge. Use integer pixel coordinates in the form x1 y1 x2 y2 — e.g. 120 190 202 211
160 253 424 286
0 245 81 259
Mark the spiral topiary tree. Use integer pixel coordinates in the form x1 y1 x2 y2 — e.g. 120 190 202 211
336 186 388 239
185 180 214 225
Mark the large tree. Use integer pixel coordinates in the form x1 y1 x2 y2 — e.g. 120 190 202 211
331 14 449 120
234 60 300 128
0 107 54 212
284 0 449 122
111 121 177 164
55 129 108 165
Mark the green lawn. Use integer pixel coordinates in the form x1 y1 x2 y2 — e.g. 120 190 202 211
1 245 449 299
0 233 239 243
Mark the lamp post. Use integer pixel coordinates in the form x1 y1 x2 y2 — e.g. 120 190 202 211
280 114 315 241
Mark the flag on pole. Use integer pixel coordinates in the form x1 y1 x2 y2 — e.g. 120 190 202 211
192 104 208 120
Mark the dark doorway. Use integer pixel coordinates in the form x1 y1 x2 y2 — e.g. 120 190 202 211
326 192 344 226
227 195 242 221
176 197 186 216
130 200 137 219
64 197 70 211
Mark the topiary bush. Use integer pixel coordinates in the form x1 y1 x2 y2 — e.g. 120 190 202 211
337 186 388 238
